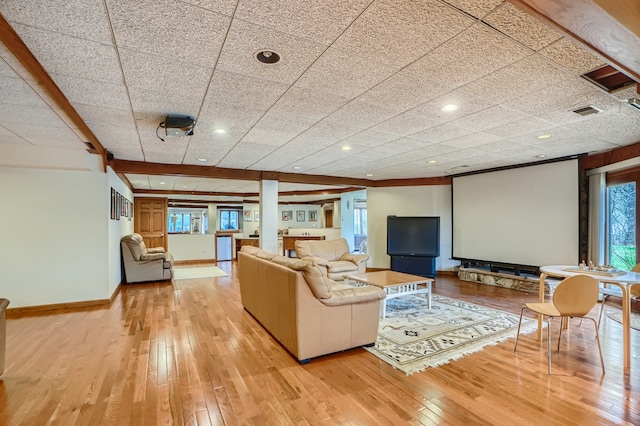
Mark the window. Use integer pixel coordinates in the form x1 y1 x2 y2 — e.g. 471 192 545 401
169 213 191 233
220 209 240 230
606 168 639 269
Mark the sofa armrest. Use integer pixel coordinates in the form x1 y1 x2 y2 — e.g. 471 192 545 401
300 256 329 267
340 253 369 265
140 252 165 261
147 247 165 254
320 285 385 306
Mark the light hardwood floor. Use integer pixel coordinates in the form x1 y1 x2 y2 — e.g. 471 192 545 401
1 263 639 425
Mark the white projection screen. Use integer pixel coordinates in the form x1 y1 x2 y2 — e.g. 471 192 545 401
452 159 579 267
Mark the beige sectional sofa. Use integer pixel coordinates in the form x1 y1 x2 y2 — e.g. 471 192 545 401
238 246 385 363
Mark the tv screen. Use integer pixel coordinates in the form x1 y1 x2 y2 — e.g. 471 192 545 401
387 216 440 257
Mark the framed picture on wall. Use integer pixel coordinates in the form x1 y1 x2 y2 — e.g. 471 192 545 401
110 188 116 220
282 210 292 221
115 193 121 220
254 210 260 222
296 210 305 222
244 210 252 221
309 210 317 222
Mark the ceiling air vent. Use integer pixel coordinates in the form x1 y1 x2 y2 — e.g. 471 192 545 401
573 105 602 116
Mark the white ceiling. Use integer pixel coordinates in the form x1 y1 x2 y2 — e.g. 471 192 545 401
1 0 639 199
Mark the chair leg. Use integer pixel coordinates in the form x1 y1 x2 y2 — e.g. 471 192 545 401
586 317 606 375
547 317 553 375
598 294 609 328
557 317 563 351
514 305 526 352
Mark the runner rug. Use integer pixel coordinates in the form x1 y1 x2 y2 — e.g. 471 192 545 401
173 266 228 280
365 294 536 375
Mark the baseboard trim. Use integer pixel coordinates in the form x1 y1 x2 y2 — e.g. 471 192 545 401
364 267 455 276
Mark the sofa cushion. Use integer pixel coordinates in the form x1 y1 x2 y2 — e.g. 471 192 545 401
121 234 145 260
321 285 386 306
327 260 358 273
140 252 165 261
270 255 334 299
295 238 350 261
241 245 276 260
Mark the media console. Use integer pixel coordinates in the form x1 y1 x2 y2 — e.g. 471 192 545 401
390 255 436 279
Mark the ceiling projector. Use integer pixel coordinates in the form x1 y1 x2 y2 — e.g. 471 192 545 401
161 115 195 137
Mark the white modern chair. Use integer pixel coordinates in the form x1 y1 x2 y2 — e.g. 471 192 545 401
514 274 605 375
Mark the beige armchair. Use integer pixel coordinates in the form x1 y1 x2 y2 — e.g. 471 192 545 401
295 238 369 281
121 233 174 283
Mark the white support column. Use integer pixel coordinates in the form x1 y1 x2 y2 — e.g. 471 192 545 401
260 179 279 254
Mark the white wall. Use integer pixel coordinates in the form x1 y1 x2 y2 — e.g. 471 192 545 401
0 166 126 308
242 203 323 231
367 185 458 272
107 167 134 295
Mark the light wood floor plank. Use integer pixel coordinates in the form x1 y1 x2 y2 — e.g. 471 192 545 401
1 264 639 424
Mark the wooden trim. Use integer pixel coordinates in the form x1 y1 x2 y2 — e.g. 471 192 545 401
6 298 111 318
582 141 640 170
0 13 108 169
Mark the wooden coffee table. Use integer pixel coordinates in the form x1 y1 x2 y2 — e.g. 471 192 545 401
344 270 433 318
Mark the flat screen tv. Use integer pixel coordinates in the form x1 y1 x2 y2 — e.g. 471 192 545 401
387 216 440 257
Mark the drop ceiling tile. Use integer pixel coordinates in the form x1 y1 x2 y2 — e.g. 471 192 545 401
410 89 496 123
485 117 555 139
243 112 317 146
269 87 349 120
370 113 439 137
87 123 140 149
216 142 279 169
5 123 84 148
208 70 290 110
0 57 18 79
539 38 606 75
358 70 452 111
107 0 229 67
0 104 71 129
179 0 237 16
333 0 474 68
441 0 503 20
11 23 122 85
290 120 362 147
2 0 113 44
464 54 573 104
341 130 399 147
483 2 562 51
452 105 529 132
0 126 30 145
442 132 502 149
294 47 398 99
128 88 202 118
407 23 531 88
235 0 371 45
410 122 474 143
143 148 188 165
252 153 304 171
325 101 398 132
51 73 130 111
0 76 49 108
74 105 136 128
109 146 145 161
119 48 212 99
182 138 239 165
216 19 327 85
125 174 150 189
196 103 266 134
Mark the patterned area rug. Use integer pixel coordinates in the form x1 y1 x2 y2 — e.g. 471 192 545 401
606 312 640 331
365 294 536 375
173 266 228 280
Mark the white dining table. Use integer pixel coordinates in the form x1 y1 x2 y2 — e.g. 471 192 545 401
539 265 640 372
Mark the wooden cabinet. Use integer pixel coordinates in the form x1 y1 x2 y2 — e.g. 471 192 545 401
236 238 260 259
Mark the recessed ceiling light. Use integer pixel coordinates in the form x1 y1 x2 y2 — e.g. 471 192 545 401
442 104 458 112
229 185 236 189
255 50 281 64
197 158 207 162
536 154 547 159
366 173 373 177
292 166 301 170
341 146 352 151
537 134 552 139
159 181 166 185
427 160 437 164
213 128 226 134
